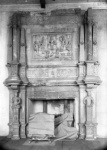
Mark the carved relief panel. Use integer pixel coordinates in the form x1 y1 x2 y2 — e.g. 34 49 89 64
32 33 73 61
26 26 79 66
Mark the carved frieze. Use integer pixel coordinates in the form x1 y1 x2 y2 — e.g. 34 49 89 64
27 67 77 80
32 34 73 61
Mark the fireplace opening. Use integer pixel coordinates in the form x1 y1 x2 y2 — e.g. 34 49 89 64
27 99 78 141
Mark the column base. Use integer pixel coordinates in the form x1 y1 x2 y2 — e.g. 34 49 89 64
11 136 20 140
78 123 85 139
85 123 95 140
20 123 27 138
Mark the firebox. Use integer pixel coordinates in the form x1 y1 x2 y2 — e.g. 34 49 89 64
27 98 78 141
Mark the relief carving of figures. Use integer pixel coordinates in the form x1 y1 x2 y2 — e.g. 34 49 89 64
33 34 73 60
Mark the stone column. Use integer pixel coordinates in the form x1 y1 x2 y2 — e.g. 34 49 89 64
93 23 97 61
11 88 21 140
77 23 86 139
8 88 14 138
4 13 22 140
87 18 93 61
12 14 19 62
83 9 102 140
79 24 85 62
84 9 101 85
77 23 85 85
19 26 28 138
78 85 86 139
20 86 27 138
84 88 95 140
4 13 21 86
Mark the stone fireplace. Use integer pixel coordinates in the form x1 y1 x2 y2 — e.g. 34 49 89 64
4 8 101 140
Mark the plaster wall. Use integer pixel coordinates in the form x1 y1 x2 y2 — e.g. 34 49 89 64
0 12 9 136
95 10 107 138
0 9 107 138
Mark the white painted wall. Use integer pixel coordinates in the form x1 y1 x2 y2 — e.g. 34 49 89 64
1 9 107 138
96 11 107 138
0 12 9 136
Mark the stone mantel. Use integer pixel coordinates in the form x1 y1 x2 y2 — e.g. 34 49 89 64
4 8 101 140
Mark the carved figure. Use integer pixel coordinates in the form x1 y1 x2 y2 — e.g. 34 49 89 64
12 94 21 109
83 90 95 140
12 93 21 122
83 91 94 107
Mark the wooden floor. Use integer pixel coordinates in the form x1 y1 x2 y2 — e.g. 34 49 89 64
0 137 107 150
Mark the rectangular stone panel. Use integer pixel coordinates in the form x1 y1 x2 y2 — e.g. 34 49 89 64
32 33 73 61
27 67 77 79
